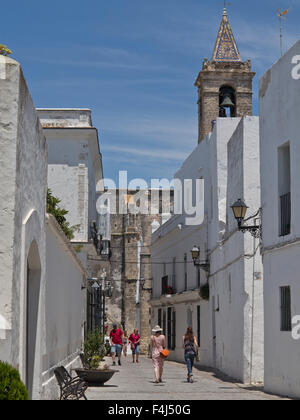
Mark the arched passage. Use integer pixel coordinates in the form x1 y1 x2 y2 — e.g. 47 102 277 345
26 240 41 399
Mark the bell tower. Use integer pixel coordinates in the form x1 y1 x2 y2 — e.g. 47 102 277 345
195 8 255 143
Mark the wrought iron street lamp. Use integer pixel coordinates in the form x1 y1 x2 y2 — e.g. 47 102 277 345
231 199 261 238
190 246 210 273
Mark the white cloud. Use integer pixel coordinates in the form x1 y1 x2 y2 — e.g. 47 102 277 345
102 145 188 161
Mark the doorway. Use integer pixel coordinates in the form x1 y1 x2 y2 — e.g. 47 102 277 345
212 296 217 368
26 241 41 399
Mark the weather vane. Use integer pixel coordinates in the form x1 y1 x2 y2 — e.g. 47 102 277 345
277 8 289 56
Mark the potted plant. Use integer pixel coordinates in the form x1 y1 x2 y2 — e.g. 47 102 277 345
200 283 210 300
75 330 117 386
166 285 174 295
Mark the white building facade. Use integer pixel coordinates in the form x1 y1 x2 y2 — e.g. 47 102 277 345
151 117 264 383
0 57 88 400
37 109 104 245
259 40 300 398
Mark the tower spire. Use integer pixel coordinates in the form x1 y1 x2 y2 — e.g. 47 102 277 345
212 8 241 62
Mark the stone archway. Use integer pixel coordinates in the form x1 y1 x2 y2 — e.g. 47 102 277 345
26 240 41 399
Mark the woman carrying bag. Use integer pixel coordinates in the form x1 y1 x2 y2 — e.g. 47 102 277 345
150 325 167 384
182 327 198 383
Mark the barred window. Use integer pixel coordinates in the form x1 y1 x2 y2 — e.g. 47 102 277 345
197 305 201 348
184 253 188 291
280 286 292 331
167 307 172 349
167 307 176 350
163 310 166 336
158 308 162 328
172 310 176 350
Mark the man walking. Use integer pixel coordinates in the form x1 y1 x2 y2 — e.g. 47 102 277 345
129 328 141 363
110 323 123 366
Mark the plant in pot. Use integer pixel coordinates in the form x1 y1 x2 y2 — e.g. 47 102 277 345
200 282 210 300
75 330 117 386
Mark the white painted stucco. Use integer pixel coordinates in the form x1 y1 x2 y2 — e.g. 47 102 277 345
210 117 263 383
41 214 86 400
259 40 300 398
0 60 89 401
37 109 103 243
0 56 47 400
151 117 264 383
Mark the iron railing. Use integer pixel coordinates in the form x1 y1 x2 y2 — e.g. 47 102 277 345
87 285 105 335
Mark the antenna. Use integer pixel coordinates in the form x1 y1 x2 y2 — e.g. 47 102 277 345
277 8 289 56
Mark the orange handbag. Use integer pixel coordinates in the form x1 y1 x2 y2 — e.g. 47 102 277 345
160 349 170 359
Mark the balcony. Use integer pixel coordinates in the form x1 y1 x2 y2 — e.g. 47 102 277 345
161 276 176 296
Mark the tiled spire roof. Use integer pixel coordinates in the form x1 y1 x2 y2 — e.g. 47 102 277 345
211 8 241 62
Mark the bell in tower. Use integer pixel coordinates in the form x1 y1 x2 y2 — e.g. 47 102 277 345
219 86 236 117
195 7 255 143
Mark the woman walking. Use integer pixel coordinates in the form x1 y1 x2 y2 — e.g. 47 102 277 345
182 327 198 383
151 325 166 384
129 329 141 363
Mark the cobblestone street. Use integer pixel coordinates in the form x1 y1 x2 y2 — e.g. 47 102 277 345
86 356 288 400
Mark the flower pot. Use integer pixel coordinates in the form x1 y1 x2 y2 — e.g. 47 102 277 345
75 368 118 387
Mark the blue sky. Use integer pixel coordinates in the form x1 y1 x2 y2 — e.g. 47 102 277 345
2 0 300 185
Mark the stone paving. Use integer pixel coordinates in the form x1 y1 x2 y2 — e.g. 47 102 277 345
86 356 289 400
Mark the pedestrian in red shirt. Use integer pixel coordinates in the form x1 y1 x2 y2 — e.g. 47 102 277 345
109 323 123 366
129 329 141 363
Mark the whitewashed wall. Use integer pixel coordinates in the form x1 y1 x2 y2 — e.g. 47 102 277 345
260 40 300 398
37 110 103 243
41 215 86 400
210 117 263 383
151 118 245 370
0 56 47 400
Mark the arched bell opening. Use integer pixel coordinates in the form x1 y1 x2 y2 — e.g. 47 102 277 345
219 86 236 117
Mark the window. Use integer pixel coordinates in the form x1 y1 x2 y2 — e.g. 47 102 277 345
162 276 168 295
167 307 176 350
172 257 176 292
162 310 166 336
172 310 176 350
280 192 291 236
158 308 162 327
187 307 193 328
278 143 291 236
280 286 292 331
161 275 175 295
167 307 172 349
197 306 201 348
184 253 188 291
197 267 201 288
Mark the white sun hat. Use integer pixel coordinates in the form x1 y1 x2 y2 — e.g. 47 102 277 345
152 325 163 333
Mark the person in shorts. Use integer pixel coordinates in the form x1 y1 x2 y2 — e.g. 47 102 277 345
129 328 141 363
109 323 123 366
